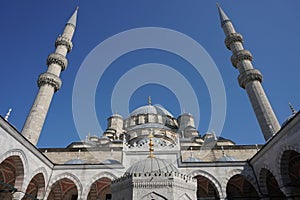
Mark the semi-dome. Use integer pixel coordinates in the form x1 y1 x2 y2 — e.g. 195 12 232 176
125 157 178 175
130 105 173 118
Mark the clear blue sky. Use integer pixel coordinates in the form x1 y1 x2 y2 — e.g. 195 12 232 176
0 1 299 148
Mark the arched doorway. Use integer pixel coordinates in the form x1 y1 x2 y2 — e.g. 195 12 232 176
0 156 24 199
47 178 78 200
22 173 45 200
194 175 220 200
280 150 300 198
259 168 285 199
226 174 259 199
87 177 112 200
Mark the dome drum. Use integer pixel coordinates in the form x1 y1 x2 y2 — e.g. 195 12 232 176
125 129 177 147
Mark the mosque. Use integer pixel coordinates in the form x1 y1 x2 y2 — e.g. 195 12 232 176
0 4 300 200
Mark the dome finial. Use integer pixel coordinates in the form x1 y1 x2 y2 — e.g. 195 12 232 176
149 129 155 158
289 102 297 115
4 108 12 121
148 96 152 105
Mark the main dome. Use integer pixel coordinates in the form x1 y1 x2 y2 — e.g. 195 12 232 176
130 105 173 117
125 157 178 175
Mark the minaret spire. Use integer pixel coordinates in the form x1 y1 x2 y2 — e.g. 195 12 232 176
22 8 78 145
67 6 79 28
217 4 280 141
216 3 230 26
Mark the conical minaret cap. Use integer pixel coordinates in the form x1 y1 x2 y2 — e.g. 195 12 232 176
216 3 230 26
67 6 79 28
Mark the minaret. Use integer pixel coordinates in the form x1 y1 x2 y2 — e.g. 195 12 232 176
217 4 280 140
22 7 78 145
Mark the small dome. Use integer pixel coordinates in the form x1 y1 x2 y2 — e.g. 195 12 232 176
102 159 121 164
217 155 237 162
126 157 178 175
183 157 201 162
65 158 86 164
110 113 123 118
130 105 173 117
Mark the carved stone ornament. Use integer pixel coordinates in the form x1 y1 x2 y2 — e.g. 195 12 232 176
46 53 68 71
238 69 263 89
37 72 62 92
225 32 243 49
231 50 253 68
55 35 73 52
221 19 231 27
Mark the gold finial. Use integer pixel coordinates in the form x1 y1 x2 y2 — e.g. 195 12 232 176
148 96 152 105
148 130 155 158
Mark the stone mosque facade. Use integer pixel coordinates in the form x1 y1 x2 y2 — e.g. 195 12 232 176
1 4 300 200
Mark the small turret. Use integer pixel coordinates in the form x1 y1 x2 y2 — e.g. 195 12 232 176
177 113 199 138
104 114 124 140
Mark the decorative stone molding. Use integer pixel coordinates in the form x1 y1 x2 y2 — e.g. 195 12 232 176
38 72 62 92
231 50 253 68
46 52 68 71
0 149 28 191
238 69 262 89
0 149 29 173
221 19 231 27
225 33 243 49
66 22 76 29
55 35 73 52
29 167 48 185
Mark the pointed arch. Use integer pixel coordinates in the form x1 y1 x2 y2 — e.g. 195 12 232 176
84 171 117 200
189 170 222 198
44 172 82 200
22 172 46 200
0 150 27 192
226 174 259 199
259 167 285 199
223 169 258 191
279 147 300 198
